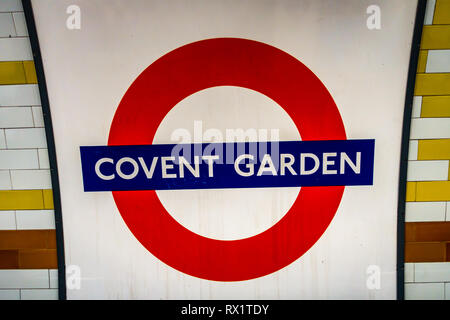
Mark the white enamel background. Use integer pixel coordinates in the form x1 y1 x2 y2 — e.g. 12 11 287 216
31 0 418 299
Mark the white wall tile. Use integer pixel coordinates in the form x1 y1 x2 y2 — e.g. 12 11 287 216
405 283 445 300
0 0 22 12
0 37 32 61
426 50 450 73
410 118 450 139
0 85 40 106
415 262 450 282
447 202 450 221
412 96 422 118
0 270 49 289
0 170 11 189
32 106 44 127
0 13 16 37
406 201 446 222
407 160 449 181
5 127 47 149
0 129 5 149
446 283 450 300
0 289 20 300
424 0 436 25
408 140 418 161
0 107 33 128
38 148 50 169
16 210 55 229
12 12 27 37
49 269 58 289
21 289 58 300
0 211 16 230
0 149 39 169
11 169 51 189
404 263 414 283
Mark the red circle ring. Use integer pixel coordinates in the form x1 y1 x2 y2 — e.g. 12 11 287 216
108 38 346 281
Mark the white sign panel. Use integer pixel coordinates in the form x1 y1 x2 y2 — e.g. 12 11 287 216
30 0 418 299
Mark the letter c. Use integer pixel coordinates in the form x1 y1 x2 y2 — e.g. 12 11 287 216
95 158 115 180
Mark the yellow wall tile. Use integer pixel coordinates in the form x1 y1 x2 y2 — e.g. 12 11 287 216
23 61 37 84
420 25 450 49
416 181 450 201
418 139 450 160
421 96 450 117
433 0 450 24
0 61 26 85
43 189 54 210
417 50 428 73
415 73 450 95
0 190 44 210
406 182 416 202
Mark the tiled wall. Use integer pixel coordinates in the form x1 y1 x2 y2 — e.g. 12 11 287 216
404 0 450 300
0 0 58 300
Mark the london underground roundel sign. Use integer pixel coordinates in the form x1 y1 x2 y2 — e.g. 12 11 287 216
80 38 375 281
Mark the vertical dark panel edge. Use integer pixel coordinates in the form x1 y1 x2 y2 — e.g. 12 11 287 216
21 0 67 300
397 0 426 300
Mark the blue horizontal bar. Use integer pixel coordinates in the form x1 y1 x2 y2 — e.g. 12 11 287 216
80 140 374 192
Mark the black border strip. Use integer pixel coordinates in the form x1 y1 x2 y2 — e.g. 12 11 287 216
22 0 67 300
397 0 427 300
